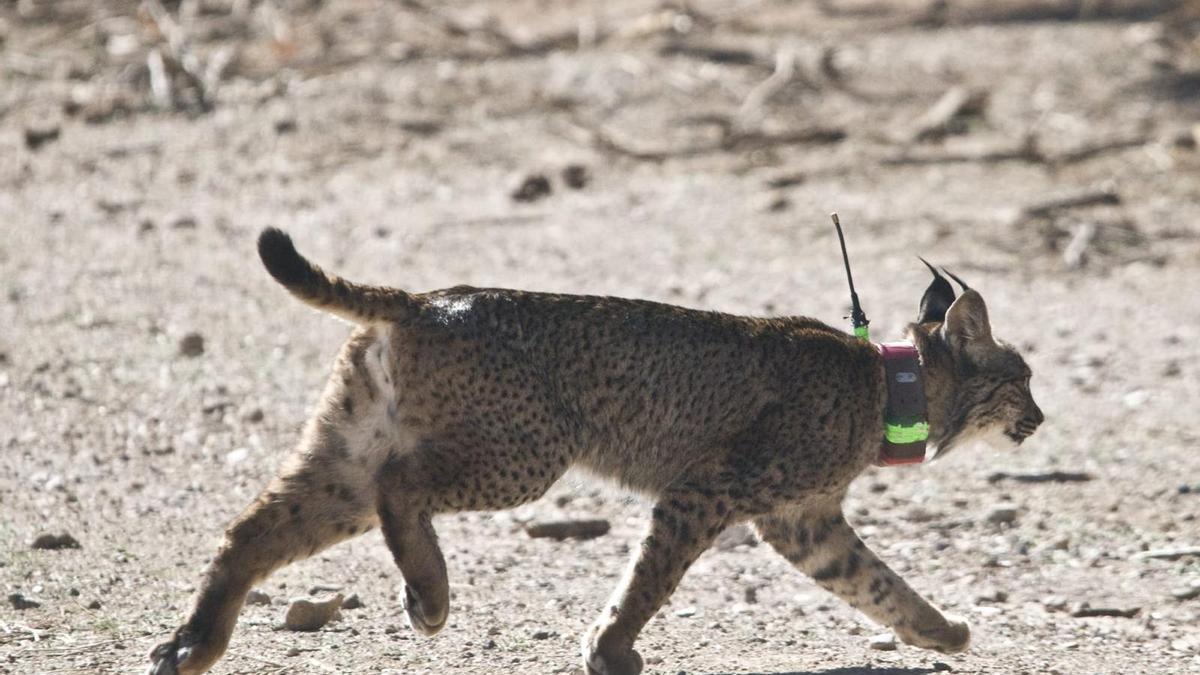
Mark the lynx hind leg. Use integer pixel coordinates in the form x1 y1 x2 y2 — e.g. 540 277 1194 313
754 507 970 654
148 442 378 674
376 433 573 638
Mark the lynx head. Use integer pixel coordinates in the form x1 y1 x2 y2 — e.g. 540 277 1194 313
911 261 1044 458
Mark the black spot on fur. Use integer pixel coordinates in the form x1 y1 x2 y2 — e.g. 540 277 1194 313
343 395 354 416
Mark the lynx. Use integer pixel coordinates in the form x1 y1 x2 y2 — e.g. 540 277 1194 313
148 228 1043 674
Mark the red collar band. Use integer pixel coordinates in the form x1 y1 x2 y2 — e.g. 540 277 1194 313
875 341 929 467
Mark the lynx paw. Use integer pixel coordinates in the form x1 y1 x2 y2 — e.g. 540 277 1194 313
147 630 208 675
899 615 971 654
403 584 447 636
584 647 643 675
583 629 643 675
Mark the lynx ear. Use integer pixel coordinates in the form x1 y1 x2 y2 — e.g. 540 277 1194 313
941 289 994 357
917 258 956 324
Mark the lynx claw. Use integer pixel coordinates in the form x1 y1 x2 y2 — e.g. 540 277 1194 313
147 640 189 675
404 584 446 636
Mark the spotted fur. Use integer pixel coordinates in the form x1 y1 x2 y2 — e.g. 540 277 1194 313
147 230 1043 675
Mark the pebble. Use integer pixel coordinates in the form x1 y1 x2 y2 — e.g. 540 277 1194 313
976 589 1008 604
178 332 205 357
246 589 272 606
673 607 697 618
510 173 552 202
285 594 343 631
24 123 60 150
869 633 897 650
8 593 41 610
933 662 953 672
341 593 363 609
561 164 590 190
170 213 198 229
530 629 555 640
986 504 1019 525
242 407 264 423
32 532 81 550
87 599 102 610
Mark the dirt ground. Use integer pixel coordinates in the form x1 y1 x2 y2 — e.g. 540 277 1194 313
3 1 1200 673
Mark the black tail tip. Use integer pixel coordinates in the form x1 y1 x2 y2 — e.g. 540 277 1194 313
257 227 313 287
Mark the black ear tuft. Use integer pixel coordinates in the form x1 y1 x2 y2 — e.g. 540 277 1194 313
942 267 970 292
917 257 956 324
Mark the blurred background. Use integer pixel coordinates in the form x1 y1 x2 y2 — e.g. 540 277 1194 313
2 1 1199 673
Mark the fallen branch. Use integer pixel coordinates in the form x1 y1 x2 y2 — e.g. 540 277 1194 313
908 86 988 142
571 113 843 162
882 137 1040 165
1070 603 1140 619
525 519 611 541
400 0 586 59
658 41 765 67
1134 546 1200 561
1019 188 1121 220
739 48 801 124
141 0 222 111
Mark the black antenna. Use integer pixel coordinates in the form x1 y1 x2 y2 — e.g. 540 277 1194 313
831 213 869 341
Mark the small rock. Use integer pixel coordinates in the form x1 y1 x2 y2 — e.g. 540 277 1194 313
905 506 939 523
743 586 758 604
510 173 552 202
225 447 248 465
1043 596 1069 612
246 589 272 606
31 532 81 550
87 599 102 609
170 213 198 229
341 593 363 610
524 519 610 541
8 593 40 610
869 633 897 651
985 504 1019 525
530 629 555 640
933 662 953 672
178 332 205 357
24 123 60 150
561 164 590 190
285 594 343 631
976 589 1008 604
308 584 343 595
274 114 297 134
673 607 697 618
761 195 791 213
1171 582 1200 601
242 407 264 423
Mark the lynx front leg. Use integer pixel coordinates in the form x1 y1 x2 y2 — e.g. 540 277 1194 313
755 507 970 653
584 489 731 675
148 456 375 675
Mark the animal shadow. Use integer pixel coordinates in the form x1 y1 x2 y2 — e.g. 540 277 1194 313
712 667 938 675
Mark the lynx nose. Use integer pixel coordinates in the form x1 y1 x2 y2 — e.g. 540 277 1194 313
1028 402 1045 427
